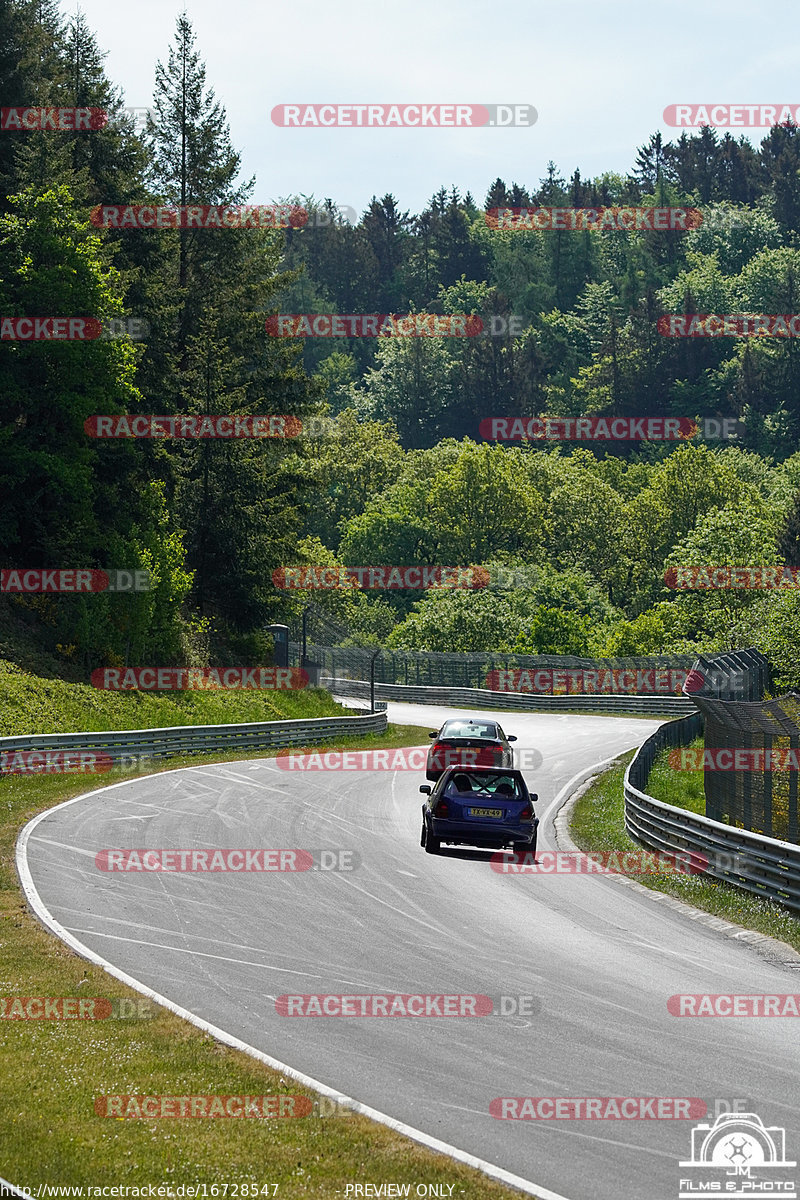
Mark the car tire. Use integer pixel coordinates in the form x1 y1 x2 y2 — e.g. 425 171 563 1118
424 826 441 854
420 817 427 847
514 831 537 859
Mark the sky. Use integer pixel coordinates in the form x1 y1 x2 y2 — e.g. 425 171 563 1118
67 0 800 218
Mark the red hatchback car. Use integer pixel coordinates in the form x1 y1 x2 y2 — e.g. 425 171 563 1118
425 717 517 781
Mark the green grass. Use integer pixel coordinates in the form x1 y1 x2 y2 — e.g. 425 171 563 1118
570 750 800 954
0 657 346 737
0 676 533 1195
645 736 706 814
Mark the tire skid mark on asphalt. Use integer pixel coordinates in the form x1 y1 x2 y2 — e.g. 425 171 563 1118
320 868 480 943
28 835 100 859
62 927 381 986
32 904 313 950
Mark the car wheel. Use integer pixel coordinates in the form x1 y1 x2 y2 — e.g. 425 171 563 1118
420 818 427 847
514 831 537 859
424 828 441 854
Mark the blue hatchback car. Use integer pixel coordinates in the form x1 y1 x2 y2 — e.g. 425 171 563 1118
420 766 538 857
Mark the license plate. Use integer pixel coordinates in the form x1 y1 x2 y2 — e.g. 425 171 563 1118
468 807 503 818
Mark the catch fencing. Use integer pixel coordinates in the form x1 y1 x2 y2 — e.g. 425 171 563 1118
296 644 756 715
683 650 800 843
292 642 698 691
325 676 695 715
625 710 800 915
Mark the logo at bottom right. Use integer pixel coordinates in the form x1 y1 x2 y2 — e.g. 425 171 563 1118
680 1112 796 1197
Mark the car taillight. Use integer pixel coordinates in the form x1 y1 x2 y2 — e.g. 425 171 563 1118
520 804 532 820
434 800 449 817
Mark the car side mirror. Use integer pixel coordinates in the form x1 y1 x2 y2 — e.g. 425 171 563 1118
419 785 432 794
508 735 518 742
428 731 438 738
530 793 538 803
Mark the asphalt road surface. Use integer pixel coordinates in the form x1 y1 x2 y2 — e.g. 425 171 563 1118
21 704 800 1200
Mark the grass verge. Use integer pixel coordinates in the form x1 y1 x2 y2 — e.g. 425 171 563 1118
569 749 800 955
1 721 535 1197
0 658 346 737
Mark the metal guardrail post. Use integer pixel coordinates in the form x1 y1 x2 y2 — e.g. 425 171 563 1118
370 649 380 713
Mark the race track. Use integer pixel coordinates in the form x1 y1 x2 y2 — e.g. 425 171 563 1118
20 704 800 1200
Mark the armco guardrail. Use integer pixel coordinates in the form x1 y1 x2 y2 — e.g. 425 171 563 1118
624 712 800 915
0 710 388 766
326 676 695 715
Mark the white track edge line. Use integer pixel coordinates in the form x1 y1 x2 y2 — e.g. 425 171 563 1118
540 749 638 830
15 772 571 1200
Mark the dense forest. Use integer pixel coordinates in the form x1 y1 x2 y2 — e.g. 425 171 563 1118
4 0 800 688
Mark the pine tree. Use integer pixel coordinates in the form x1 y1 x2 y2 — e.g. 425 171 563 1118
484 177 508 210
362 194 412 309
0 0 34 204
61 12 148 206
508 182 531 208
633 132 675 192
535 162 568 206
148 14 252 290
760 122 800 233
143 15 318 632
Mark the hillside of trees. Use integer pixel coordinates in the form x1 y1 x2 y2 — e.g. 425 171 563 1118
4 0 800 687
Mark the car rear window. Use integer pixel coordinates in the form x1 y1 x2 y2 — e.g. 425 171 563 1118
445 772 522 798
441 722 500 740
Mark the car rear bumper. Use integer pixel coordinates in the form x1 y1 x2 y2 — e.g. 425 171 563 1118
430 817 537 847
